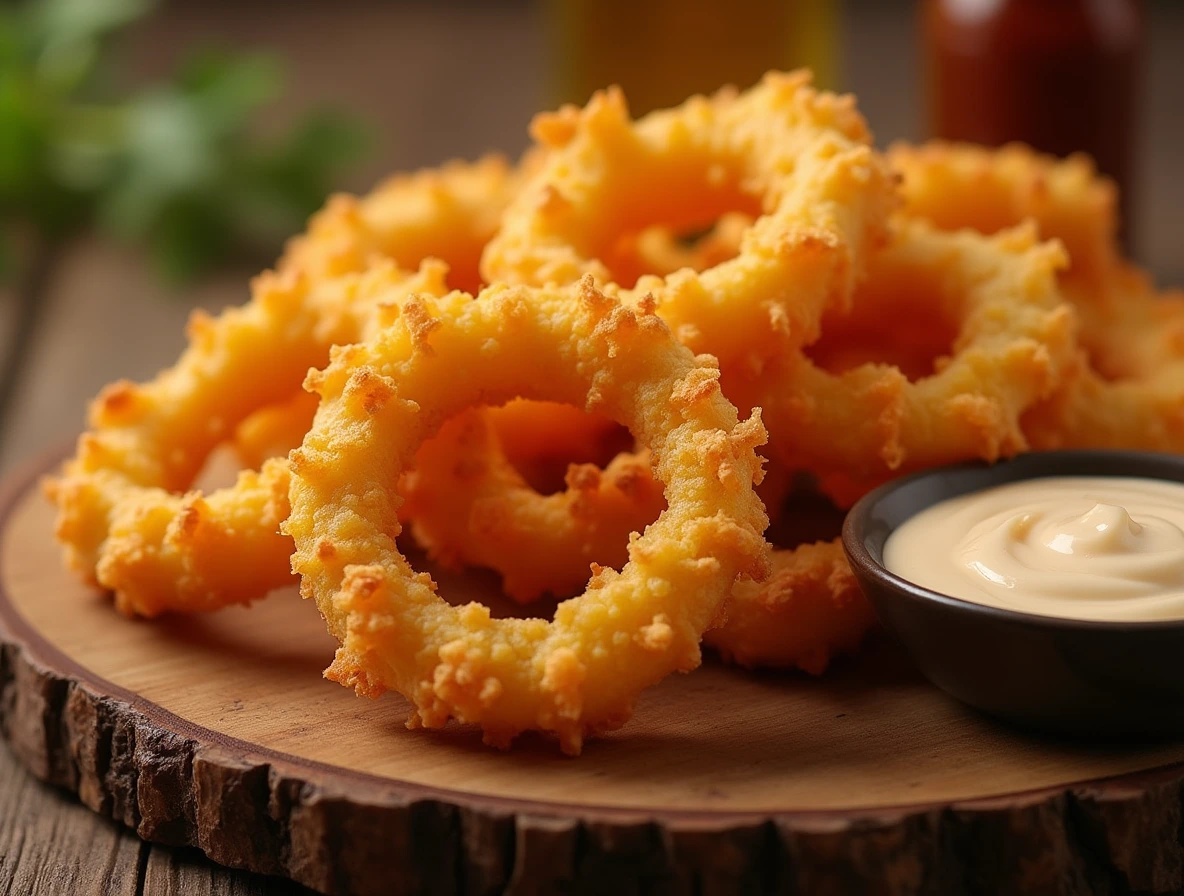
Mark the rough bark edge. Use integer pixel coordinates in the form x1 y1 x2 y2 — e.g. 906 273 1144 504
4 631 1184 896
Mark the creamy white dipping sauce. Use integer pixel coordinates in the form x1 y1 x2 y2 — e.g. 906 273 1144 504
884 476 1184 622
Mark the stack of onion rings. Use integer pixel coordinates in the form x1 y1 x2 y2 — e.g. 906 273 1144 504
284 279 770 754
47 140 770 621
451 73 905 675
482 70 899 374
52 68 1184 752
396 78 1075 675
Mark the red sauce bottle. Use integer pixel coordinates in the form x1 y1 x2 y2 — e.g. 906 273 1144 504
924 0 1143 245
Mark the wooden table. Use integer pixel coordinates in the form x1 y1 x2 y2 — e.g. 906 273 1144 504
2 2 1181 893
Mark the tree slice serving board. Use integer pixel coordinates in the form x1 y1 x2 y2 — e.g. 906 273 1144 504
4 455 1184 896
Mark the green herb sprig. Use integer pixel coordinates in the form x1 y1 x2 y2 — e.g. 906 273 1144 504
0 0 368 282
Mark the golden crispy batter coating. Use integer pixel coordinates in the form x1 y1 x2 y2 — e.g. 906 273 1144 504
889 141 1117 289
402 409 666 603
482 71 899 375
485 399 630 490
234 393 629 482
704 539 876 674
49 153 526 616
890 140 1184 456
1023 272 1184 452
279 154 526 293
45 262 452 616
284 279 770 754
606 211 756 284
232 390 321 470
401 399 862 675
735 219 1074 504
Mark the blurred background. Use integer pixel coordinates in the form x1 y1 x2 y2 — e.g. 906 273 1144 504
1 0 1180 473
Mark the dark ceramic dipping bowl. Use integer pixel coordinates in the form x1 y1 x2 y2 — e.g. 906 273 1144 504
843 450 1184 738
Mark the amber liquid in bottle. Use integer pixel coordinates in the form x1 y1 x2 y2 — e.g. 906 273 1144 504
548 0 838 116
924 0 1142 244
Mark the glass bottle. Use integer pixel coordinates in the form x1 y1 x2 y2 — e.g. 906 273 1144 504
547 0 838 117
924 0 1142 245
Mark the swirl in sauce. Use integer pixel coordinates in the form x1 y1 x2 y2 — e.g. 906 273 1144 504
883 476 1184 622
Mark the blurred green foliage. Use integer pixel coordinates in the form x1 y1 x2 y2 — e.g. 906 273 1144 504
0 0 367 283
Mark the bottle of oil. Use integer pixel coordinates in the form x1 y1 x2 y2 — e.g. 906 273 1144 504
547 0 838 115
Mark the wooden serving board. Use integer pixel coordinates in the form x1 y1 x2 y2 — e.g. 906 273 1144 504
4 455 1184 896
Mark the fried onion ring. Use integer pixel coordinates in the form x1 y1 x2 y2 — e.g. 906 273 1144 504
1022 270 1184 451
279 154 524 293
704 539 876 674
482 71 898 373
284 279 770 754
889 141 1118 289
481 399 633 495
889 141 1184 455
605 212 755 284
402 410 666 603
737 219 1073 505
233 390 321 470
49 151 531 616
45 262 453 616
235 393 628 492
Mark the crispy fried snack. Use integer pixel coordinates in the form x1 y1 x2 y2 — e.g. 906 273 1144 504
482 71 898 374
284 279 770 754
889 141 1117 288
402 410 666 603
455 74 897 672
704 539 876 674
233 391 321 470
891 140 1184 455
475 399 632 495
45 262 452 616
234 390 636 523
279 154 524 293
48 153 528 616
234 391 659 607
1022 271 1184 451
607 212 755 284
401 401 856 675
737 219 1074 505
